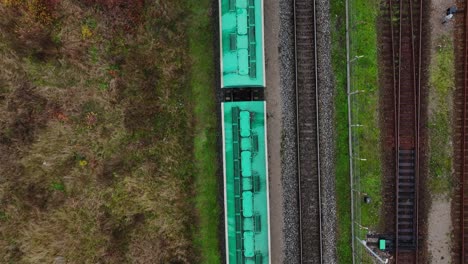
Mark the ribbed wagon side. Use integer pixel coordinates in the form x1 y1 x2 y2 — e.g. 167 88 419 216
219 0 265 88
222 101 271 264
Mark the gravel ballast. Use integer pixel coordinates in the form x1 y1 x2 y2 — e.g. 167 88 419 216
315 0 338 262
279 0 301 262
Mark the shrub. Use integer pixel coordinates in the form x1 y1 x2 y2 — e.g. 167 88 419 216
0 1 60 59
2 0 59 24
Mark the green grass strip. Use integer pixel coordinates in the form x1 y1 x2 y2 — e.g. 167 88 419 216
349 0 381 231
332 0 380 262
188 1 221 263
330 0 353 261
428 35 455 195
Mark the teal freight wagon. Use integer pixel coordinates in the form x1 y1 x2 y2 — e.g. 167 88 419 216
222 101 270 264
219 0 265 88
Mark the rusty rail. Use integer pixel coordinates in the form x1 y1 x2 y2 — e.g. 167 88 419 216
454 0 468 262
387 0 423 262
461 0 468 261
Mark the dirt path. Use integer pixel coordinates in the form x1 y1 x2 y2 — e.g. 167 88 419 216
264 0 285 263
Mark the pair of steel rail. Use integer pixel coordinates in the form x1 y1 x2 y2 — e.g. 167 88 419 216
293 0 323 263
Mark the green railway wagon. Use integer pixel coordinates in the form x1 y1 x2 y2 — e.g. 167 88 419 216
222 101 270 264
219 0 265 88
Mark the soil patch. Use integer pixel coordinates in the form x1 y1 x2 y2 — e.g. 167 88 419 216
427 196 453 263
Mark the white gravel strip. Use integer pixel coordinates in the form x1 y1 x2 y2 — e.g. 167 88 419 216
316 0 338 262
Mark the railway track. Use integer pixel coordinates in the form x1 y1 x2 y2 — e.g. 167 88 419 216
383 0 423 262
454 0 468 262
293 0 322 263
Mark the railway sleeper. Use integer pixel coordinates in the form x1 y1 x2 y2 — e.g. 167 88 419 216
398 226 414 232
398 182 415 187
398 213 415 219
397 214 413 219
398 212 415 217
398 175 415 180
398 201 414 206
399 149 415 154
301 122 315 128
299 129 316 134
398 195 415 200
398 191 415 196
397 234 415 240
399 162 414 167
397 224 414 230
398 201 415 206
398 213 415 218
398 214 413 219
398 199 415 204
398 195 414 200
397 242 416 247
398 229 414 233
398 241 416 248
399 170 415 175
399 161 415 165
399 156 415 161
398 189 415 194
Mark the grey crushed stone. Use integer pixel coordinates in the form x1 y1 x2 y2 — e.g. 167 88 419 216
279 0 300 262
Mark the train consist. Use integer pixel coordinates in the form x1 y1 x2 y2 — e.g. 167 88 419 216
219 0 271 263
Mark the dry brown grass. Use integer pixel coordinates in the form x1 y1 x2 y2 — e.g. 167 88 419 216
0 0 196 263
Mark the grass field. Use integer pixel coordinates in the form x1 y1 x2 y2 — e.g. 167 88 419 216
331 0 381 262
0 1 219 263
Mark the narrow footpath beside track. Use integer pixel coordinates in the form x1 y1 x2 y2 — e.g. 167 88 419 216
293 0 322 263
